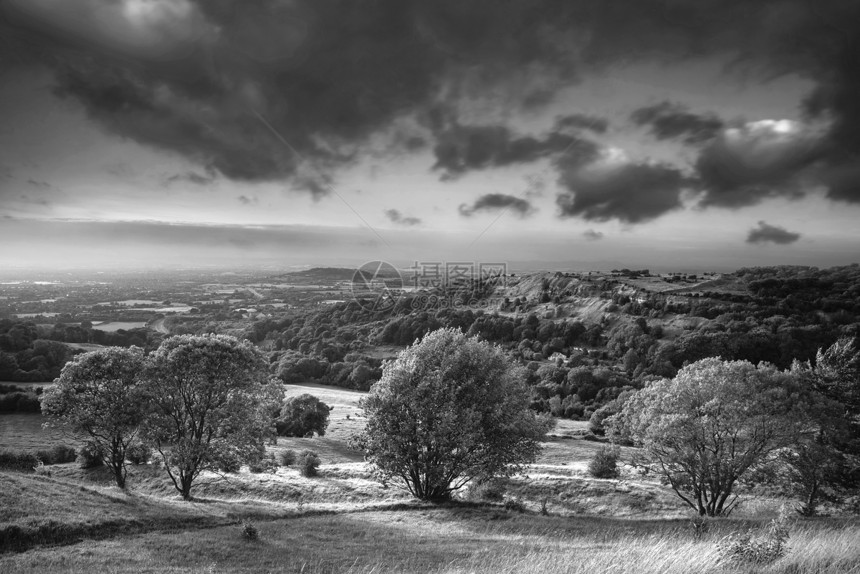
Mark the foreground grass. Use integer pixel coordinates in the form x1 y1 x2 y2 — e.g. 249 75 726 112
2 507 857 573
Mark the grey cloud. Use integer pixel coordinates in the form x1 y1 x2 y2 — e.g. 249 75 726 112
694 121 821 208
432 122 598 180
630 101 723 144
583 229 604 240
26 179 52 189
556 160 688 224
746 221 801 245
162 171 216 187
2 0 859 205
384 209 422 226
459 193 535 218
237 195 257 205
554 113 609 134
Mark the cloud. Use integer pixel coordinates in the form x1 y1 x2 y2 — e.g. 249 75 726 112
384 208 422 226
583 229 604 240
459 194 535 218
694 119 823 208
237 195 257 205
162 171 215 187
432 122 597 179
746 221 801 245
2 0 859 206
630 101 723 144
556 148 689 223
554 113 609 134
26 179 53 189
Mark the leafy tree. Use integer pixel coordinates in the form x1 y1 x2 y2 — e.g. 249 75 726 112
354 328 552 501
142 334 281 500
41 347 147 488
276 394 331 437
777 338 860 514
608 358 804 516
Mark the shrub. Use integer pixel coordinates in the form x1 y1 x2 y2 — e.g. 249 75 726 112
588 446 620 479
717 511 790 564
298 450 320 477
77 442 104 469
503 496 526 513
275 394 331 437
468 479 505 502
33 445 77 465
278 449 297 467
126 442 151 465
241 521 259 541
218 458 242 473
0 450 40 472
248 453 277 474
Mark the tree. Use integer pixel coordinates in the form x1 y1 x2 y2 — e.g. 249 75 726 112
608 358 803 516
276 394 331 437
142 334 281 500
777 338 860 514
354 328 552 501
41 347 147 489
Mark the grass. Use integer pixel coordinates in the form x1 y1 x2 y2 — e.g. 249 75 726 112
0 414 77 450
1 507 857 573
1 382 858 572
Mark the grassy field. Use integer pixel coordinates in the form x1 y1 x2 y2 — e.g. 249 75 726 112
2 382 858 572
0 414 76 450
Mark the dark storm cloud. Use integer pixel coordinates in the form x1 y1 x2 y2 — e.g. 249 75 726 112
694 120 822 208
630 101 723 144
458 194 535 218
746 221 801 245
0 0 778 193
384 209 422 226
2 0 860 205
556 160 688 224
432 123 597 179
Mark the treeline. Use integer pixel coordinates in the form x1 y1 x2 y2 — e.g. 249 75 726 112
0 320 164 382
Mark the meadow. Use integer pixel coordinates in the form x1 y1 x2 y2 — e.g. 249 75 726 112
1 383 858 573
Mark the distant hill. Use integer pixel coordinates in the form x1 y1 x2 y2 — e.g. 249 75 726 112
273 267 358 282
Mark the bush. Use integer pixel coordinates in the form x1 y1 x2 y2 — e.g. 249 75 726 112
298 450 320 477
241 521 259 541
0 450 40 472
275 394 331 437
33 445 77 465
126 442 151 465
717 511 790 564
588 446 619 479
77 442 104 469
503 496 526 513
468 479 505 502
248 453 277 474
278 449 297 467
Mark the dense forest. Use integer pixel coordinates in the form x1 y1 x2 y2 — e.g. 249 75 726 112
2 265 859 423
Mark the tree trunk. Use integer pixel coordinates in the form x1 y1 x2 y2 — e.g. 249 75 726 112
112 464 126 489
180 473 194 500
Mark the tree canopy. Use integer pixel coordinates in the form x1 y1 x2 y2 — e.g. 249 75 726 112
608 357 805 516
41 346 147 488
355 328 552 501
276 393 331 437
142 334 281 499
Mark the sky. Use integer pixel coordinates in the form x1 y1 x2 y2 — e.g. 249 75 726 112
0 0 859 272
